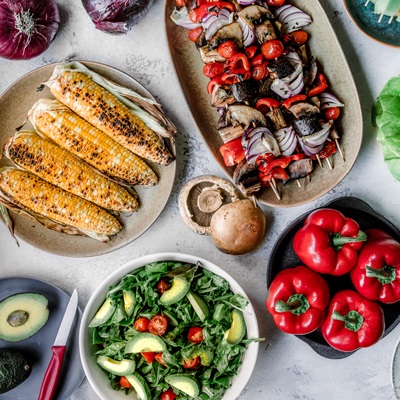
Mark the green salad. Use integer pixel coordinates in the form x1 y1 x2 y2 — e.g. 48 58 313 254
89 261 261 400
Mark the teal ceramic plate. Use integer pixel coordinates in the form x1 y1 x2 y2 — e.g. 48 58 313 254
343 0 400 47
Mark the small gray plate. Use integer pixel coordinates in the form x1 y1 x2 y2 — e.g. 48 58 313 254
0 277 84 399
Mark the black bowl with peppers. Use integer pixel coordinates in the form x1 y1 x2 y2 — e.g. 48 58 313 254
266 196 400 359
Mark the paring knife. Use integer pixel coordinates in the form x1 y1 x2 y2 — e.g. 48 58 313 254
38 289 78 400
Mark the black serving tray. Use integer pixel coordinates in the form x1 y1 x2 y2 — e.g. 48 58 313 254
266 196 400 359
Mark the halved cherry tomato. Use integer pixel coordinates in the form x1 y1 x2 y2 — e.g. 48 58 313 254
252 62 269 81
134 317 150 332
188 26 203 42
207 75 224 94
156 278 171 295
188 326 204 343
120 376 132 389
324 107 340 120
149 314 168 336
261 40 284 60
141 352 155 363
266 0 286 6
160 388 177 400
155 352 167 367
203 62 225 78
251 53 264 66
219 138 246 166
183 356 200 369
218 40 238 58
281 94 307 109
244 45 258 59
256 98 280 113
308 73 328 97
225 53 250 71
283 30 308 46
175 0 187 7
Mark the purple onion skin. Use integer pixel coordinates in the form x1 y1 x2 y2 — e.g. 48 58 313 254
83 0 155 34
0 0 60 60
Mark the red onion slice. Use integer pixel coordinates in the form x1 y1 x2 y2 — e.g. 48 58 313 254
298 139 324 156
238 15 256 47
274 4 312 34
203 8 231 40
0 0 60 60
274 126 297 156
319 92 345 109
171 7 202 29
302 123 332 147
271 79 293 99
289 73 304 95
243 127 280 164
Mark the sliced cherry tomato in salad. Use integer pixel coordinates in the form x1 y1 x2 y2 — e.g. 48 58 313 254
218 40 238 58
120 376 132 389
188 326 204 343
160 388 177 400
188 27 203 42
252 62 269 81
183 356 200 369
283 30 308 46
134 317 150 332
266 0 286 6
219 138 246 166
141 352 155 363
156 278 171 294
256 98 280 113
149 314 168 336
155 352 167 367
261 40 284 60
324 107 340 120
203 62 225 78
244 45 258 59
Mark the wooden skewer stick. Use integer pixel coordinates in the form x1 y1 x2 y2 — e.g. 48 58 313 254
326 157 333 170
307 175 311 182
389 15 394 24
378 13 384 23
335 139 345 161
271 178 278 189
270 183 281 201
365 0 370 5
316 154 323 168
296 180 302 188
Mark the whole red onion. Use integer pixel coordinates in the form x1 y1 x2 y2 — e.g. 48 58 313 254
0 0 60 60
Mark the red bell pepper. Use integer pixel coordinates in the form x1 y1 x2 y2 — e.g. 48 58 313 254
281 94 307 109
255 98 280 114
221 68 251 84
259 166 289 186
257 154 306 174
192 2 236 22
225 53 251 71
219 138 245 166
310 140 337 160
207 75 224 94
244 45 258 59
350 229 400 304
293 208 367 276
307 73 328 97
266 266 330 335
321 290 385 352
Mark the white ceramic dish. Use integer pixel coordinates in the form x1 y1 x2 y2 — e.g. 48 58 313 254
79 252 259 400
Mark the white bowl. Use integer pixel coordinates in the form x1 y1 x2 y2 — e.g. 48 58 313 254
79 252 260 400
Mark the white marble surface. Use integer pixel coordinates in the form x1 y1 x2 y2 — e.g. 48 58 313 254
1 0 400 399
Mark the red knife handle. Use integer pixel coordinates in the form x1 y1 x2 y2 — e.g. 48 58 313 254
38 345 66 400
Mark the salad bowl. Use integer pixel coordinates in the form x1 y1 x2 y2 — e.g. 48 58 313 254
79 252 260 400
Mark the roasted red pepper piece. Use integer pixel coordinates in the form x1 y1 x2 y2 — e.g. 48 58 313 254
350 229 400 304
293 208 367 276
192 2 236 22
255 97 280 113
259 166 288 185
257 154 306 174
310 140 337 160
221 68 251 84
266 266 330 335
225 53 251 71
321 290 385 352
244 45 258 59
308 73 328 97
207 75 224 94
219 138 245 166
281 94 307 109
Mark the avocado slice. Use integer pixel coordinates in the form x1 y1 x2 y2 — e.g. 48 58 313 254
187 291 210 322
97 355 135 376
0 293 49 342
163 310 179 327
226 309 246 345
88 298 115 328
0 349 31 394
125 372 151 400
189 347 214 366
125 333 167 353
165 374 200 398
123 290 136 317
160 277 190 306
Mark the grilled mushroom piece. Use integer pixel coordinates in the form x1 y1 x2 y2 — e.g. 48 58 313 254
227 105 267 129
293 114 322 136
195 30 207 48
266 108 287 130
304 56 318 86
288 102 320 118
231 81 258 103
209 22 243 49
233 159 261 196
199 46 226 63
211 86 235 108
259 77 277 97
238 5 274 29
268 58 296 79
283 159 313 185
256 20 277 43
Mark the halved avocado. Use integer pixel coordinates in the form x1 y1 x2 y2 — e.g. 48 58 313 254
125 372 151 400
0 293 49 342
0 349 31 394
123 290 136 317
187 291 210 322
226 309 246 345
189 347 214 366
165 374 200 398
160 277 190 306
88 298 115 328
125 333 167 354
96 355 135 376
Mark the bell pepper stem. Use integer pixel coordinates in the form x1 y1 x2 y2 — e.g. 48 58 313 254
332 310 364 332
275 294 310 316
365 264 396 285
331 230 367 250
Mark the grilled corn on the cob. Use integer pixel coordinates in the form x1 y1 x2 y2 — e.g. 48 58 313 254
4 131 139 213
46 64 174 166
29 99 158 186
0 168 122 241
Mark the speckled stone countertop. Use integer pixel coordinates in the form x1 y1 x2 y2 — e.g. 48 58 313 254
1 0 400 399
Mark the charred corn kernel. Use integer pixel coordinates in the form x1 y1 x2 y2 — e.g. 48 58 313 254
5 131 139 213
48 70 174 166
0 169 122 236
30 100 158 186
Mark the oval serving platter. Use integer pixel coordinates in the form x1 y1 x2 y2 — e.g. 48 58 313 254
0 61 176 257
266 196 400 359
164 1 362 207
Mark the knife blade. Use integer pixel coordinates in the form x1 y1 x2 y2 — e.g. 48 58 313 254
38 289 78 400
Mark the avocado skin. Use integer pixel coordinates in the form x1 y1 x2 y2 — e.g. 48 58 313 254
0 349 31 394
